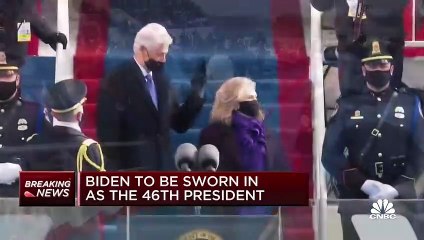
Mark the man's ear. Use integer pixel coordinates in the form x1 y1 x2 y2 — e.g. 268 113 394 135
362 66 367 77
16 74 20 86
140 46 149 58
76 111 83 122
390 65 394 75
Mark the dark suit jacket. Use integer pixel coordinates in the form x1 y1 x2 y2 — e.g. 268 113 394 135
26 125 104 171
0 0 55 66
97 59 204 171
199 122 290 172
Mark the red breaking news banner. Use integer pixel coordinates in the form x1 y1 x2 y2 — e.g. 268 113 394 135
19 171 75 206
78 172 309 206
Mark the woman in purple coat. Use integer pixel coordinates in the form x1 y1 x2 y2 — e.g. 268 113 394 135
199 77 289 215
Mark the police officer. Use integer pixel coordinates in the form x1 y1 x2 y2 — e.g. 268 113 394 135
322 40 424 240
26 79 105 172
0 0 67 67
311 0 408 96
0 50 46 197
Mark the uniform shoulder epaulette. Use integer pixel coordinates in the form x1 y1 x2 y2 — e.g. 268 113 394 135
20 99 43 108
82 139 98 146
336 95 355 104
397 87 424 118
397 87 422 96
77 139 105 172
335 96 353 108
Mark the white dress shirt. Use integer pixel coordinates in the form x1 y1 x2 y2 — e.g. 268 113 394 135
53 117 81 132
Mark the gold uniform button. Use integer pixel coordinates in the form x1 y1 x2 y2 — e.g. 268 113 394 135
377 97 381 102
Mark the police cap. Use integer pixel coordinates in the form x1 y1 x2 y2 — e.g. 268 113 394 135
45 79 87 113
0 50 19 78
361 39 393 64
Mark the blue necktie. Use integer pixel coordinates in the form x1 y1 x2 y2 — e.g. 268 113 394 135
145 73 158 109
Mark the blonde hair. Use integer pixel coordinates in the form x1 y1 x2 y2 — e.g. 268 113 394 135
210 77 264 125
133 23 173 53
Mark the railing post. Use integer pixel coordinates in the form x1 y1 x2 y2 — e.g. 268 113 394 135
413 0 416 41
310 6 328 240
55 0 72 82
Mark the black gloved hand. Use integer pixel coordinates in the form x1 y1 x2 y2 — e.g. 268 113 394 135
324 46 337 62
47 32 68 50
190 59 207 95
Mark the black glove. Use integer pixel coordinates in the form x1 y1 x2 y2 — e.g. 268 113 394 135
324 46 337 62
47 32 68 50
190 59 207 95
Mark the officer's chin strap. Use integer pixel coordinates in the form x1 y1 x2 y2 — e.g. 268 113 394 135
77 139 106 172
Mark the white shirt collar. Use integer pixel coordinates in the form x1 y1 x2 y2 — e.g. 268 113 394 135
133 57 152 81
52 117 82 132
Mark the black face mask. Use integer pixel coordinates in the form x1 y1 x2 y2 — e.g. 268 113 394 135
144 50 165 72
238 100 260 118
0 80 17 101
145 59 165 72
365 70 391 89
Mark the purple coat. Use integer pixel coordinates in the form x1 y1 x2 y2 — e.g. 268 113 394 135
198 114 289 215
199 115 289 172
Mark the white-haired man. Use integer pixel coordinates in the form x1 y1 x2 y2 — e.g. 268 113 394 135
97 23 206 171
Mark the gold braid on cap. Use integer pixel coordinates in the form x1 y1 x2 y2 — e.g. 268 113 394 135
361 55 393 63
51 98 87 113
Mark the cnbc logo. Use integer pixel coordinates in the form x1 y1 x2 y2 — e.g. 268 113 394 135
19 171 75 206
369 199 396 220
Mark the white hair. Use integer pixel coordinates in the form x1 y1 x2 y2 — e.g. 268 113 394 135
133 23 173 53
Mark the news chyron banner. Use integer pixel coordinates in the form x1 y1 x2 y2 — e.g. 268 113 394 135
19 172 309 206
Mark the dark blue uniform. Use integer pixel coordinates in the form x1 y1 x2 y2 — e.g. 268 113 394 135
322 88 424 239
25 79 105 172
26 125 105 172
0 96 44 197
322 88 423 199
